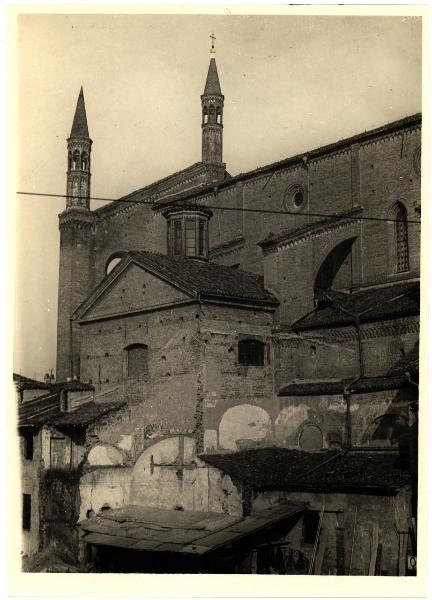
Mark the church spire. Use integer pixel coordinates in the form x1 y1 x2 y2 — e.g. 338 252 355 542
70 87 89 138
201 36 224 166
65 87 92 210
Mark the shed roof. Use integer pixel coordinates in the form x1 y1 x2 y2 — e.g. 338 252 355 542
293 280 419 331
200 448 411 494
18 398 124 428
79 502 305 555
278 375 408 396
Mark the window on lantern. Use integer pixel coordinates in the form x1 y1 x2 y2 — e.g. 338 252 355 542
238 339 265 366
216 107 222 124
126 344 149 379
68 152 72 171
203 107 208 124
185 220 196 257
173 220 182 256
198 221 205 256
394 203 409 273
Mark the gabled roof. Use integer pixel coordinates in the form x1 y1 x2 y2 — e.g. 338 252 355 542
74 250 278 321
70 87 89 138
293 280 419 331
201 448 411 494
143 113 422 208
203 58 222 95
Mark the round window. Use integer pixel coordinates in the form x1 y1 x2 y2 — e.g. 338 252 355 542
293 190 304 208
283 185 306 211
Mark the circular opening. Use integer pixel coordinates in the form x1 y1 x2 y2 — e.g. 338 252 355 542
293 190 304 208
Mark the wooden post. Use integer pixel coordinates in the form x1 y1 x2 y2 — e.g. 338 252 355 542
368 524 379 575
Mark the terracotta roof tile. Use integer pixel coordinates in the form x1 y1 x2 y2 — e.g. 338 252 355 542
200 448 411 493
293 281 419 330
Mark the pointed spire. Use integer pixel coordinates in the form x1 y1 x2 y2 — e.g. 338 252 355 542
203 58 222 95
70 86 89 138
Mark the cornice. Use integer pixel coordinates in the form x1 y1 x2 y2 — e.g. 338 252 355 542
209 235 245 259
59 208 96 231
259 207 363 255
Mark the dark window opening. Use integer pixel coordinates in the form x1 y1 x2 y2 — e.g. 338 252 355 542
23 433 33 460
22 494 31 531
173 220 182 256
303 510 320 544
394 203 409 273
126 344 149 379
238 339 265 366
198 221 205 256
293 190 304 207
72 150 80 170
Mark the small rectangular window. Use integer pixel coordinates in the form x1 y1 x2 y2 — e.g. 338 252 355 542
22 494 31 531
238 339 265 366
23 433 33 460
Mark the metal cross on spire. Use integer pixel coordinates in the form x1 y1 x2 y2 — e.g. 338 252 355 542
210 32 216 54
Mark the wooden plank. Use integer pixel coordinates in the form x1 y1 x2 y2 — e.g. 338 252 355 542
368 524 379 576
313 527 328 575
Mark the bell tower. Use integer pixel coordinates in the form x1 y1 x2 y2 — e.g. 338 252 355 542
56 87 95 382
66 87 92 209
201 35 224 166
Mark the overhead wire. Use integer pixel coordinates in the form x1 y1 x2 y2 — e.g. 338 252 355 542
16 190 422 225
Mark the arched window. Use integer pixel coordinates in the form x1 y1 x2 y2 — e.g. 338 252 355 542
238 339 265 366
203 106 208 125
298 424 323 451
394 203 409 273
68 152 72 171
216 107 222 124
105 253 126 275
81 152 88 171
72 150 80 170
125 344 148 379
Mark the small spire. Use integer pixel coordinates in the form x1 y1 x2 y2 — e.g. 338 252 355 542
203 57 222 95
70 86 89 138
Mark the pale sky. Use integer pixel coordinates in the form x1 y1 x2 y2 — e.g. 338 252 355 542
13 13 422 380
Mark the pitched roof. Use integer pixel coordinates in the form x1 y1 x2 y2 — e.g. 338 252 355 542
203 58 222 95
74 250 278 320
144 114 422 208
18 396 124 428
18 391 61 427
70 87 89 138
13 373 49 391
79 501 305 555
200 448 411 494
293 280 419 331
278 375 408 396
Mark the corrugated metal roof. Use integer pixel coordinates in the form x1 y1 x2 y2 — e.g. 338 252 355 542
79 502 305 554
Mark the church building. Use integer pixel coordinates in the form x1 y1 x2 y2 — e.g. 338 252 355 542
19 47 420 574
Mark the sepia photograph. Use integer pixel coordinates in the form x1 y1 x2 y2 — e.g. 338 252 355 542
10 7 424 580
